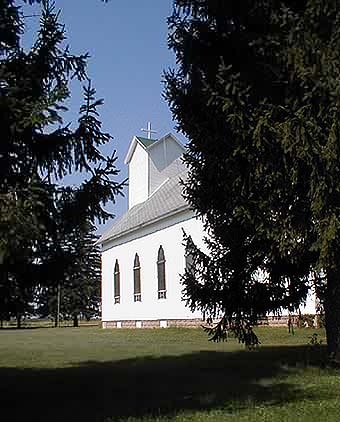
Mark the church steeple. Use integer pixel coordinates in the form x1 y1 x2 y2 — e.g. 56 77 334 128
125 132 185 210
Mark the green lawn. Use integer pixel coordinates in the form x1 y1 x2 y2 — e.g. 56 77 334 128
0 326 338 422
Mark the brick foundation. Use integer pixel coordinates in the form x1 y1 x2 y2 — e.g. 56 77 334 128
258 315 291 327
168 319 204 328
102 315 311 329
102 318 204 329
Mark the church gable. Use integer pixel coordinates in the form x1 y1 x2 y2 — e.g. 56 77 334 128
125 133 185 209
124 136 157 165
148 134 186 196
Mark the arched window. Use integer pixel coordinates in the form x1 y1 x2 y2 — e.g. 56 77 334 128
157 246 166 299
133 253 141 302
114 260 120 304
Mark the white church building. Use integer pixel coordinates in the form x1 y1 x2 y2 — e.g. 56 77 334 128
99 133 206 328
98 132 317 329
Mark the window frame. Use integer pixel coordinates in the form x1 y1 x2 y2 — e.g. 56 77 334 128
133 253 142 302
114 259 120 304
157 245 167 299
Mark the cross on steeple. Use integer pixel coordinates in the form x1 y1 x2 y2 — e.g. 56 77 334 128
141 121 157 139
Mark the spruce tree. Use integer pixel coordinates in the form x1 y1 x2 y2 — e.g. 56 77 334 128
166 0 340 359
0 0 124 323
37 219 101 327
61 220 101 327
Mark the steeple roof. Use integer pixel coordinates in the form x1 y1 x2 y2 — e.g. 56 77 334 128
124 133 185 164
135 136 157 148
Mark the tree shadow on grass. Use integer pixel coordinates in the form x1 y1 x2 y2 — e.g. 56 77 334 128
0 344 334 422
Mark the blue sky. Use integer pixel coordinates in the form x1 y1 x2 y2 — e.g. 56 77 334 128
22 0 184 233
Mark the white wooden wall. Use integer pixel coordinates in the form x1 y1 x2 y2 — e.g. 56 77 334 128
101 211 205 322
128 142 149 209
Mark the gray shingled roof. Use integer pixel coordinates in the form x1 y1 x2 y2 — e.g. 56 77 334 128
98 170 190 245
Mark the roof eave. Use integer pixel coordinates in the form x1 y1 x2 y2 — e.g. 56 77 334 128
99 204 191 246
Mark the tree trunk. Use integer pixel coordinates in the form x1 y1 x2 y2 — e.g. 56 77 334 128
324 269 340 362
73 314 79 327
17 313 21 329
0 319 3 329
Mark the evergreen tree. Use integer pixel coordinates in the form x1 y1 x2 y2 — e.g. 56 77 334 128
61 221 101 327
37 219 101 327
166 0 340 359
0 0 124 324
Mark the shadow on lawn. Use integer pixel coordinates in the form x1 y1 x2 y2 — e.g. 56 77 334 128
0 345 332 422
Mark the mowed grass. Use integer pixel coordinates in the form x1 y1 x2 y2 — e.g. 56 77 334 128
0 326 339 422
